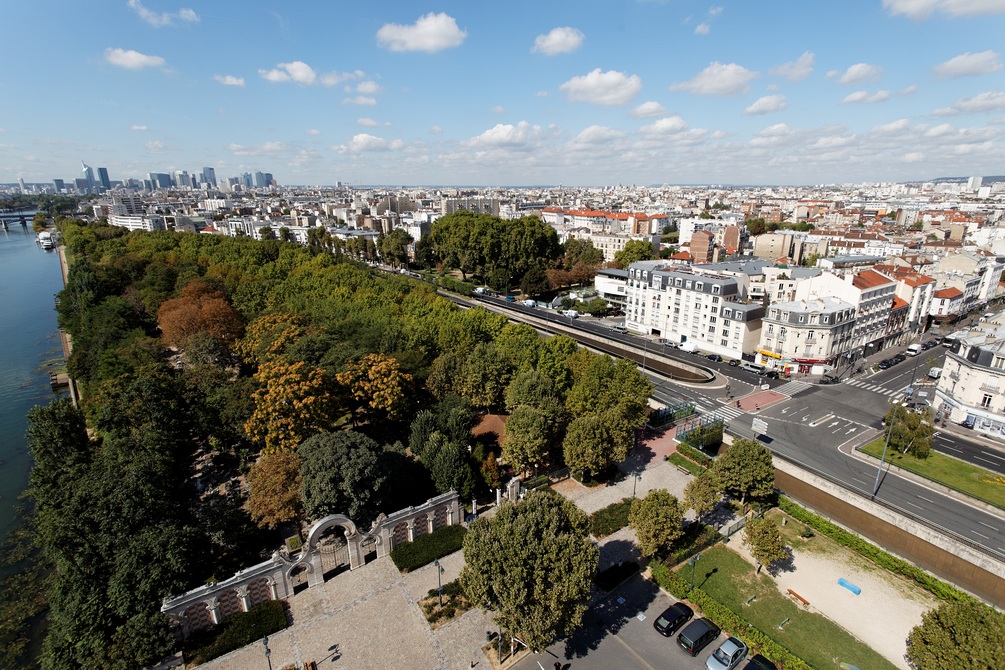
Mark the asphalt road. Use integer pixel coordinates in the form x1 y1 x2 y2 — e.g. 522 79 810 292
462 293 1005 562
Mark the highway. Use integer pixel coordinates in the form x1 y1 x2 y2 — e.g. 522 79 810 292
464 292 1005 562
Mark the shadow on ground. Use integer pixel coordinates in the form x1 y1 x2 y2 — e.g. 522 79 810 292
562 573 660 659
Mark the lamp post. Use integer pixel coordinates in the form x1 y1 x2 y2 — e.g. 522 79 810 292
262 636 273 670
632 471 642 499
872 407 897 497
433 558 445 607
688 553 701 590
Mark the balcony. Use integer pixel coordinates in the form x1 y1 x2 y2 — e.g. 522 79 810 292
980 381 1002 393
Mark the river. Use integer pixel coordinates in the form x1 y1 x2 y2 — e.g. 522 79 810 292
0 220 65 542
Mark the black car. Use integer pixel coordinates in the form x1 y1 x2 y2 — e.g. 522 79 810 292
653 602 693 636
728 359 740 367
760 370 779 379
741 654 778 670
892 354 906 364
820 374 839 385
878 359 892 369
706 354 723 362
676 617 720 656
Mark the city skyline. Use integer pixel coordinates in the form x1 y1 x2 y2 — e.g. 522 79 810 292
3 1 1005 186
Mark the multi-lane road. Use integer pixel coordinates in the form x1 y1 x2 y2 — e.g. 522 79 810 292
465 292 1005 562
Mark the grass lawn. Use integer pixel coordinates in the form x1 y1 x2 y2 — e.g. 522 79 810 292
682 544 897 670
860 437 1005 510
667 452 703 476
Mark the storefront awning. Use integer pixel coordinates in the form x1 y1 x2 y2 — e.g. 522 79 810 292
757 349 782 359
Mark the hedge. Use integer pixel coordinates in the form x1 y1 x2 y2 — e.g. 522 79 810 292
589 498 633 539
675 442 713 469
187 600 288 664
649 561 809 670
436 276 474 296
777 496 971 604
390 524 467 573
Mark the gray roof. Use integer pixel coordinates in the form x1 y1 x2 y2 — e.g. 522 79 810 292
597 268 629 279
694 259 771 276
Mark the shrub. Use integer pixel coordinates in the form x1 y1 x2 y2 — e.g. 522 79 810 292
668 523 721 567
675 443 713 468
390 524 467 573
667 452 703 476
436 276 473 296
777 497 971 603
187 600 287 664
589 498 633 538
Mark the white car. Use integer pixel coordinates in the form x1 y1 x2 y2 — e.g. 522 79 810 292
706 636 748 670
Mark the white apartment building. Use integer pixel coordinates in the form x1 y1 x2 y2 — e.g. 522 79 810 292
756 297 857 374
935 316 1005 439
795 269 897 355
594 268 629 310
108 214 165 232
929 252 1004 308
626 262 763 360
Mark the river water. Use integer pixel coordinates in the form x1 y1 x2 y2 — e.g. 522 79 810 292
0 221 64 542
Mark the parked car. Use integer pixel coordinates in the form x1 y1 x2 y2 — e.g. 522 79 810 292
504 295 515 302
706 636 748 670
878 359 893 369
728 359 740 367
820 374 840 384
706 353 723 362
741 654 777 670
892 353 906 364
676 618 720 656
760 369 779 379
653 602 693 637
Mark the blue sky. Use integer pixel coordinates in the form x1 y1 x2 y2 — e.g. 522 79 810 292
3 0 1005 186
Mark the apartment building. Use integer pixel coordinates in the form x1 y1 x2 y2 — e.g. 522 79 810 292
794 269 898 355
625 262 763 360
935 317 1005 439
756 297 857 374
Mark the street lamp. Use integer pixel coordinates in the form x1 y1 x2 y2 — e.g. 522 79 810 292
688 553 701 590
632 471 642 499
262 636 272 670
872 407 897 497
433 558 445 607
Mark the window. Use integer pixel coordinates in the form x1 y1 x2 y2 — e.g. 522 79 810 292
708 326 716 334
695 302 701 309
768 325 774 334
711 307 719 314
713 285 721 294
982 394 993 409
712 296 720 304
721 339 729 346
696 282 704 291
993 356 1005 370
709 316 717 324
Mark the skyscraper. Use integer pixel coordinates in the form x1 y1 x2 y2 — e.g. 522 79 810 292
81 161 95 190
53 179 65 193
200 167 217 188
97 167 111 191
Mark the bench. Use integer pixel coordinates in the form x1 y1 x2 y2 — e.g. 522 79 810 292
787 589 810 606
674 464 691 476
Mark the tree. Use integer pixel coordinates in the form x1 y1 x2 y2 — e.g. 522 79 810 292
298 431 389 525
743 515 788 573
156 281 243 348
504 406 552 475
458 343 511 410
247 451 303 529
712 437 774 504
613 239 656 268
377 228 413 268
906 600 1005 670
244 359 338 454
259 226 277 241
562 414 610 478
563 238 603 269
336 353 412 423
883 404 934 459
629 489 685 558
519 265 549 296
684 471 719 520
460 490 598 652
494 323 542 373
481 452 503 489
235 312 305 365
429 439 477 498
745 218 767 236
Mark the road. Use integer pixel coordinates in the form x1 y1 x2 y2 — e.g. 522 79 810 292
462 293 1005 562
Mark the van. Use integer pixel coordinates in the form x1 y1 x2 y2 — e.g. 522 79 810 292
676 617 721 656
906 344 923 356
928 367 942 379
610 325 628 334
562 309 579 318
740 362 765 374
679 342 698 354
522 299 537 307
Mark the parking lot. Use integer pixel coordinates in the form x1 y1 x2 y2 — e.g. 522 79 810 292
511 573 719 670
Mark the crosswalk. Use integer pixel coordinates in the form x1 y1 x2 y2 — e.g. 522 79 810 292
842 377 908 403
695 401 744 421
773 380 813 397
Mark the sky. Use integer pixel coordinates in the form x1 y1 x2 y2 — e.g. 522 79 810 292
3 0 1005 187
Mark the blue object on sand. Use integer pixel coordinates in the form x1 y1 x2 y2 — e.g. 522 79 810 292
838 578 861 595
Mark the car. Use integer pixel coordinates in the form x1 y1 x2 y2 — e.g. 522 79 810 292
676 618 720 656
653 602 693 636
728 359 740 367
504 295 515 302
820 374 839 384
741 654 777 670
706 636 748 670
760 369 779 379
892 354 906 364
610 325 628 334
921 340 937 350
706 354 723 362
878 359 893 369
961 416 976 429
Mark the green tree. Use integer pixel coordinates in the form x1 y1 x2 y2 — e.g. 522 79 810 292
298 431 389 525
377 228 414 268
745 218 767 236
906 600 1005 670
536 335 578 392
520 265 549 296
563 238 603 268
883 404 934 459
259 226 277 241
629 489 685 558
245 359 338 454
409 410 440 460
743 515 788 573
712 437 774 504
458 343 511 410
429 439 477 498
562 414 610 478
494 322 542 373
460 490 598 652
613 239 656 268
684 471 719 520
504 406 552 475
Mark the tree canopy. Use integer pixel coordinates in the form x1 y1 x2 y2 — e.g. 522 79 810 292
906 600 1005 670
460 491 598 652
613 239 656 268
298 431 390 525
883 404 934 459
742 515 788 573
713 438 775 504
629 489 685 558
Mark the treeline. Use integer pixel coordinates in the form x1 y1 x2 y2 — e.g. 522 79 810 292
3 218 651 668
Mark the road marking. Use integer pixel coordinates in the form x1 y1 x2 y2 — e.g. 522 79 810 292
905 500 923 510
846 428 858 434
917 495 934 503
940 445 963 453
972 530 990 539
975 456 999 467
980 450 1005 462
852 477 867 485
979 521 998 531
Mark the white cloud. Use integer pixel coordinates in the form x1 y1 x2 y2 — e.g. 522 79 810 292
709 6 724 15
357 118 378 127
744 95 788 115
228 141 292 156
535 90 549 97
376 12 466 52
884 0 1005 19
429 125 443 134
901 84 919 95
670 62 758 96
925 123 956 137
306 128 321 136
350 134 391 151
770 52 815 82
145 140 166 153
129 124 148 131
467 121 542 148
841 90 891 104
104 47 165 70
258 61 316 85
631 101 667 118
640 116 689 134
127 0 199 28
935 91 1005 114
694 23 710 35
933 50 1002 78
320 71 359 87
491 105 506 114
343 96 377 106
902 151 925 162
834 63 882 85
213 74 245 87
871 118 912 134
560 69 642 105
531 27 584 55
571 125 626 145
356 80 381 94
